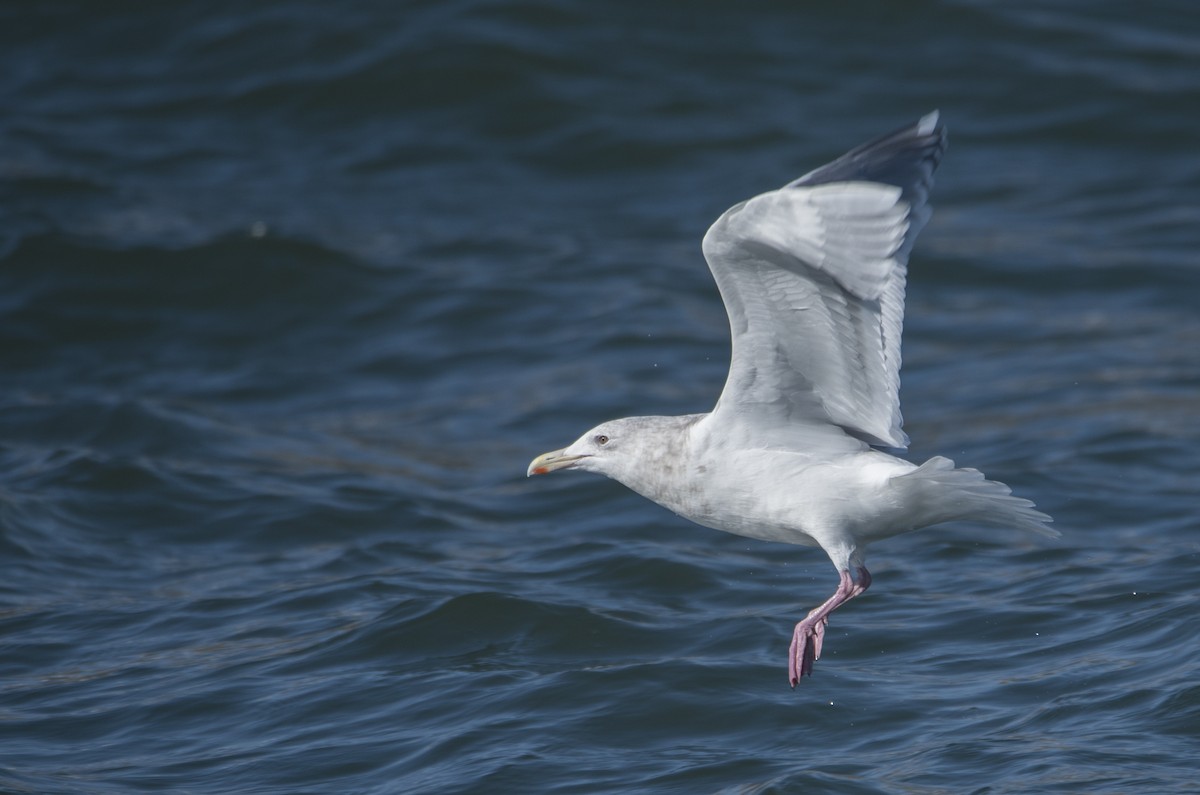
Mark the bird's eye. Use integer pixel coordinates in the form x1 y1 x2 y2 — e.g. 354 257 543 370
595 434 609 445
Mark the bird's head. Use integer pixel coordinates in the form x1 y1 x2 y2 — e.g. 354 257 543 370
526 414 700 493
526 419 629 478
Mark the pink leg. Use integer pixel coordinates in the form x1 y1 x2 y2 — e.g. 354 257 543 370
789 566 872 687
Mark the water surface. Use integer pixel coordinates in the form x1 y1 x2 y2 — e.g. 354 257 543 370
2 2 1199 793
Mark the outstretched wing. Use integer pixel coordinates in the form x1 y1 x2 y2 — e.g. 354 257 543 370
701 112 946 449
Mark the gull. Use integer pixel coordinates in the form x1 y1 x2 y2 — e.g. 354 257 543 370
528 112 1055 687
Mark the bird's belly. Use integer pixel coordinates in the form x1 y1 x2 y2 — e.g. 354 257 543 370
653 470 825 547
691 510 824 547
654 449 913 548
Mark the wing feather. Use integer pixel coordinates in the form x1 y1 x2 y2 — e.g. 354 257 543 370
701 112 947 449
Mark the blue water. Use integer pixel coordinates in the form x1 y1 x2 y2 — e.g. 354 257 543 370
3 2 1199 792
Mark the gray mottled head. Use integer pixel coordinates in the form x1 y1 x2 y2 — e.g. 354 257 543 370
527 415 698 491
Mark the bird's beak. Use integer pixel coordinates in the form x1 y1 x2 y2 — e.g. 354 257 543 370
527 448 585 477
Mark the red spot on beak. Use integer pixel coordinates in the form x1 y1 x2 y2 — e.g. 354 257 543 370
532 467 548 475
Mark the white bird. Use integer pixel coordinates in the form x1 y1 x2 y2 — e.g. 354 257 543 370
528 112 1055 687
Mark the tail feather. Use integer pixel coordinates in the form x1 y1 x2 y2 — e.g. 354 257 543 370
895 456 1058 538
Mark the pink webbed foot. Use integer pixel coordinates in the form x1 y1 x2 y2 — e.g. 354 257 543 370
788 613 828 685
788 566 872 688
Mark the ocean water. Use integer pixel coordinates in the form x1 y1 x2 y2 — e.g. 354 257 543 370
2 2 1199 792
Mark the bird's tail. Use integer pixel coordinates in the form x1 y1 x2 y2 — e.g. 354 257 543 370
893 456 1057 537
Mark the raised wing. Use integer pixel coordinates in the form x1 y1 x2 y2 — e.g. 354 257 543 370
700 112 947 449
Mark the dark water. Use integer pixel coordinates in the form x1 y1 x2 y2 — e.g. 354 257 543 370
3 2 1199 792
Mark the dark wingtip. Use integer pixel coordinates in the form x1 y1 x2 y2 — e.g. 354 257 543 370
788 111 949 200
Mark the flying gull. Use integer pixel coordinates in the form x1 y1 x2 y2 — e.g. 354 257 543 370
528 112 1055 687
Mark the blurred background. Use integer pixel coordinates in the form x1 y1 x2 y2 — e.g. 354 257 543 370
2 2 1198 792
